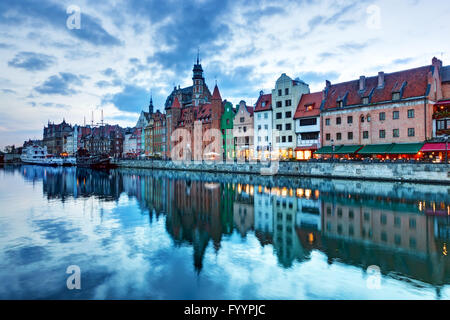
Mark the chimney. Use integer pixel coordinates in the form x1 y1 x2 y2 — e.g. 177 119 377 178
323 80 331 100
359 76 366 91
259 90 264 96
378 72 385 88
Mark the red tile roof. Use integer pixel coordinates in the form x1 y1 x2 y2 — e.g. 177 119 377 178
294 92 322 119
323 65 431 110
254 94 272 112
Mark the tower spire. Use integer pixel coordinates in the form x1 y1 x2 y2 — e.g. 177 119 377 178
149 91 154 114
197 47 200 65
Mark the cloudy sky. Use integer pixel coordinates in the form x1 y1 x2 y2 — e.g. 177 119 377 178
1 0 450 149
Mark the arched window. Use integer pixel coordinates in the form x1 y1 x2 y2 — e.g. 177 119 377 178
366 114 371 122
361 115 365 123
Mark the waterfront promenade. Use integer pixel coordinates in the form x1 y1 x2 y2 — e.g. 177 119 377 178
113 159 450 184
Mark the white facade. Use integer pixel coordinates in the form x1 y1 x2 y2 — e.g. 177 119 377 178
253 110 272 159
272 74 310 158
123 132 138 156
63 125 78 155
295 117 321 148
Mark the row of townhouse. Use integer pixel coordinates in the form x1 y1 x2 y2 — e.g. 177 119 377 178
121 56 450 161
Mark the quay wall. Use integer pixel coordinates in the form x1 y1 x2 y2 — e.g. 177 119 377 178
112 159 450 184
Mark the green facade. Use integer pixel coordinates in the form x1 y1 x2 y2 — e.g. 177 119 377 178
220 101 235 160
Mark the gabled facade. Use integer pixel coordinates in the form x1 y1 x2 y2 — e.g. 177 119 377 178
233 100 254 161
253 92 272 160
221 101 235 160
272 74 310 159
320 58 443 155
165 57 223 160
294 92 323 160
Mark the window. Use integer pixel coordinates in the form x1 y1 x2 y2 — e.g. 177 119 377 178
288 136 293 142
261 101 266 107
326 133 331 141
408 109 415 118
393 129 399 138
363 131 369 139
243 127 247 133
361 116 365 123
379 112 386 121
258 125 261 131
278 89 282 96
302 132 319 140
338 101 344 108
257 113 261 119
336 133 342 140
348 132 353 140
379 130 385 139
325 118 330 126
276 113 282 119
282 136 286 143
367 115 371 122
300 118 317 126
336 117 341 125
226 119 230 125
276 124 282 131
362 97 369 104
240 117 245 123
285 111 292 118
347 116 353 124
264 124 268 130
264 113 268 119
408 128 415 137
276 101 282 108
285 100 292 106
393 111 399 119
285 88 289 95
392 92 400 100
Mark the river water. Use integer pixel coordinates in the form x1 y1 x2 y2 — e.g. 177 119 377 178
0 165 448 299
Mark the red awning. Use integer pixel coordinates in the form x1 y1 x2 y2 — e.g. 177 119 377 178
436 99 450 106
420 143 448 152
295 145 318 151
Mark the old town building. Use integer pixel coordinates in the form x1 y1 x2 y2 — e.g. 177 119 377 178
253 91 272 160
233 100 254 161
123 128 138 157
272 74 310 159
144 110 166 158
317 57 445 159
220 101 235 160
294 92 322 160
165 57 223 160
81 124 124 157
43 120 73 155
135 96 154 154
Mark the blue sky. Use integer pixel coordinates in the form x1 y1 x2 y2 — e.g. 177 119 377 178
1 0 450 149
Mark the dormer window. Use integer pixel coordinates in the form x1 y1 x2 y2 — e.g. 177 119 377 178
262 101 266 107
362 97 369 105
392 92 400 101
338 100 344 108
306 104 313 111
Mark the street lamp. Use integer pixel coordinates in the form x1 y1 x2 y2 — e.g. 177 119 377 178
445 135 449 164
331 139 335 161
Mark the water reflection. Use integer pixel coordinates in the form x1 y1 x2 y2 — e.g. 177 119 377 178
0 164 449 299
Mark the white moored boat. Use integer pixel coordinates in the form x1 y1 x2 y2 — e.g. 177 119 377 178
21 145 65 166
